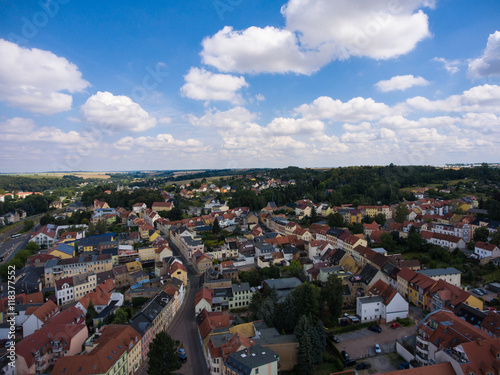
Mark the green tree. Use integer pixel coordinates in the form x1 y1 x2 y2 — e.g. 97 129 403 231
212 219 221 234
327 213 344 227
295 316 315 375
147 331 179 375
491 231 500 246
321 274 344 322
96 219 107 235
112 308 129 324
22 219 34 233
380 232 397 252
40 214 52 226
292 282 321 320
394 203 408 223
474 226 489 242
311 320 327 364
407 227 426 252
310 208 318 224
85 300 97 327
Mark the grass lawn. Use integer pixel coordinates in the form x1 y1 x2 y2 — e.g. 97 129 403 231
483 269 500 283
314 362 347 375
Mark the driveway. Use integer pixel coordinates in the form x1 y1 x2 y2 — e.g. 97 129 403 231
335 323 417 360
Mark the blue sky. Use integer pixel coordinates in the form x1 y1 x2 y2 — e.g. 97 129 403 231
1 0 500 172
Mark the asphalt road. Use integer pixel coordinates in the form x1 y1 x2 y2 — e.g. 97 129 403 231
0 233 30 263
137 237 208 375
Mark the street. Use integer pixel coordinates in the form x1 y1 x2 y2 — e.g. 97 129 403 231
136 237 208 375
0 233 30 263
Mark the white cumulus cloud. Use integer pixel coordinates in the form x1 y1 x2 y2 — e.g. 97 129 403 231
0 39 89 114
375 74 430 92
81 91 157 132
180 67 248 104
201 0 433 75
468 31 500 78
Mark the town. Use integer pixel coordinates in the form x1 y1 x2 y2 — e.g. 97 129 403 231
1 166 500 375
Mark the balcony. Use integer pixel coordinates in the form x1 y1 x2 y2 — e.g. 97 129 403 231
415 352 429 364
416 334 428 344
415 342 429 354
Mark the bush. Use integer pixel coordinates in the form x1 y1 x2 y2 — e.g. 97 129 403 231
331 321 372 334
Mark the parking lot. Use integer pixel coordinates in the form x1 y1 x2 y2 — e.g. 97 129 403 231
334 323 417 360
471 288 497 302
350 352 405 374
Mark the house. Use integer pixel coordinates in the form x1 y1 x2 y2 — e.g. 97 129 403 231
52 324 141 375
224 344 280 375
415 309 491 366
22 300 60 337
475 241 500 259
262 277 302 301
168 262 188 286
30 226 57 248
132 202 147 213
193 251 214 275
49 242 75 259
16 323 88 375
416 267 461 287
356 279 408 323
152 201 173 212
93 199 109 210
229 283 254 310
195 288 213 314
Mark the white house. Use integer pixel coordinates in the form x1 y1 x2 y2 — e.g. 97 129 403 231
357 280 408 323
30 226 57 248
195 288 213 315
22 301 60 337
55 277 75 306
475 241 500 259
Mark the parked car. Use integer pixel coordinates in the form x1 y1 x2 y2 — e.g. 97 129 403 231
356 362 372 370
178 353 187 364
331 336 340 343
341 350 349 361
399 362 410 369
390 322 400 329
368 324 382 333
374 344 381 354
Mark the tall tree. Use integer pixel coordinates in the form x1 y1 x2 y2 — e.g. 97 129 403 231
474 226 489 242
212 219 221 234
295 315 315 375
327 213 344 227
321 274 344 322
380 232 397 252
85 300 97 328
394 203 408 223
147 331 178 375
292 282 321 320
311 320 327 364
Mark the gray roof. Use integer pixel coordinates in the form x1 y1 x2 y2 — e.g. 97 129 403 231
417 267 461 277
225 344 278 374
232 283 252 293
263 277 302 291
358 295 385 304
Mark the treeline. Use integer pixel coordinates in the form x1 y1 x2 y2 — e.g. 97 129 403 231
0 175 83 192
0 194 54 216
230 165 500 208
81 186 164 210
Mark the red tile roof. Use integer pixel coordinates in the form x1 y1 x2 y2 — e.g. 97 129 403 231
29 300 60 323
195 288 213 306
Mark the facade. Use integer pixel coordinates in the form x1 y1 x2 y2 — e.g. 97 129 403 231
22 301 60 337
475 241 500 259
224 344 279 375
416 267 461 287
229 283 254 310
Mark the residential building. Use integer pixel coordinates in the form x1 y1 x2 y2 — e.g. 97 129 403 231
224 344 279 375
22 300 60 337
358 279 408 322
475 241 500 259
415 310 490 366
30 226 57 248
229 283 254 310
416 267 461 287
16 323 88 375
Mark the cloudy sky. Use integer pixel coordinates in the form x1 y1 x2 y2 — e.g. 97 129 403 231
1 0 500 172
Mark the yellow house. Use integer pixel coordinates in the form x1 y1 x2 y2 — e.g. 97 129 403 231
49 243 75 259
149 230 161 242
126 261 143 273
349 211 362 224
168 262 188 286
138 247 156 262
465 294 484 311
407 273 436 309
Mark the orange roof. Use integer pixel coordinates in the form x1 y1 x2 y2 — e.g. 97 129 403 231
195 288 213 306
369 279 397 305
169 261 187 273
397 267 418 282
78 290 111 310
30 300 60 323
